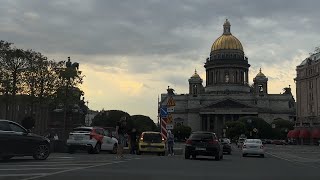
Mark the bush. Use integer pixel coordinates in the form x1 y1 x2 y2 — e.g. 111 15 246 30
173 125 192 141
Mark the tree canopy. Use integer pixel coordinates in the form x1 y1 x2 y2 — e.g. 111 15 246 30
271 118 294 139
238 116 273 139
225 121 246 140
173 125 192 141
91 110 157 134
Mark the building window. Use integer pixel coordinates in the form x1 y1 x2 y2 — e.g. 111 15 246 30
258 84 264 92
309 81 313 89
225 72 229 83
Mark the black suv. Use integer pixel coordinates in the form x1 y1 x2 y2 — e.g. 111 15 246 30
0 120 51 160
185 131 223 160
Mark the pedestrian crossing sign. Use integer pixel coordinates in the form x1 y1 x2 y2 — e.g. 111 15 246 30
167 97 175 107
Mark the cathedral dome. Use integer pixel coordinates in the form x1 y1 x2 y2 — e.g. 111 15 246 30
211 19 243 52
191 69 201 79
255 68 266 78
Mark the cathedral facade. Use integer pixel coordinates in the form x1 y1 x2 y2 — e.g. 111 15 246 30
160 20 296 136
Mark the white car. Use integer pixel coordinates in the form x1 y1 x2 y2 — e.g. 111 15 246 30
242 139 265 158
66 127 118 154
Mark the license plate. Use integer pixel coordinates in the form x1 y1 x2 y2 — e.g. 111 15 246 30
74 136 83 140
195 147 206 151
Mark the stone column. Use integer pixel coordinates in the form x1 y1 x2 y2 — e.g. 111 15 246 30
206 71 208 86
214 115 218 133
207 115 210 131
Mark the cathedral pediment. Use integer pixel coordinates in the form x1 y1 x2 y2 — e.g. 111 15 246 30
203 98 255 109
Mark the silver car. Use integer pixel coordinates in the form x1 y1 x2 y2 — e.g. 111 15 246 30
242 139 265 158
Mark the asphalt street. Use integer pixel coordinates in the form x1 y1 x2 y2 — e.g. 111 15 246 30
0 145 319 180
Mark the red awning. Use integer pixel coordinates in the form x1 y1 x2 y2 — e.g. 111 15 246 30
287 130 293 138
299 129 310 138
311 129 320 139
291 129 300 138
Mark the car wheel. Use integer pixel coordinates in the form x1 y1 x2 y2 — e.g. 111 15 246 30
111 144 117 154
1 156 14 161
192 154 197 159
93 143 101 154
33 143 50 160
260 154 265 158
184 152 190 159
228 151 231 155
88 146 94 154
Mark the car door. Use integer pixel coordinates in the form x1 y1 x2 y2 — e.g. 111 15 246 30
7 122 34 155
95 128 107 150
0 121 13 155
103 129 114 150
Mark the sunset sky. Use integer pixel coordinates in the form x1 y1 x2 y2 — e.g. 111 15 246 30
1 0 319 122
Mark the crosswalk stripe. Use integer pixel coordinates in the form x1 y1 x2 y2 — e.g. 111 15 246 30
0 173 49 177
0 167 68 171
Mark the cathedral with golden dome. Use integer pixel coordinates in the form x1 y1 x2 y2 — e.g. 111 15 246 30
160 19 296 136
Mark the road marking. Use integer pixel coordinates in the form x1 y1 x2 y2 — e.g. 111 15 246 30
0 173 49 177
0 167 68 171
3 160 116 165
265 152 297 163
3 163 106 167
51 156 75 159
20 161 127 180
266 152 319 169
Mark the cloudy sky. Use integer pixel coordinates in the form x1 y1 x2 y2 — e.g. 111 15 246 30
1 0 319 122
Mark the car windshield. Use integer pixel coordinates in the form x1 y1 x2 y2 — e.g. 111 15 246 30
245 139 262 144
143 133 162 143
72 128 92 132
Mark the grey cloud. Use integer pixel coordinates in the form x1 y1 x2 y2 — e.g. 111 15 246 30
1 0 320 74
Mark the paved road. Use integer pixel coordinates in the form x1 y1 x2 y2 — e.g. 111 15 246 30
0 147 319 180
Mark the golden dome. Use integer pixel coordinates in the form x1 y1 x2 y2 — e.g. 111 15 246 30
256 68 266 77
211 19 243 52
191 69 201 78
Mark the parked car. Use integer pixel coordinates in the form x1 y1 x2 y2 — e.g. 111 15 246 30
220 138 232 154
66 126 118 154
0 119 51 160
242 139 265 158
137 131 165 156
185 131 223 160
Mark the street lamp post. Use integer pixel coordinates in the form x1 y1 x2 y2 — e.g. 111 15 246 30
86 100 89 126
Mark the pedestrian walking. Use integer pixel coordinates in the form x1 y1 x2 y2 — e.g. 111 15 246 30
129 128 137 154
116 116 128 159
167 130 174 156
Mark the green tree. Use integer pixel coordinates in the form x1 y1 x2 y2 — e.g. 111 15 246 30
130 115 157 134
173 125 192 141
225 121 246 140
91 110 130 128
271 118 294 139
238 116 273 139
